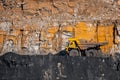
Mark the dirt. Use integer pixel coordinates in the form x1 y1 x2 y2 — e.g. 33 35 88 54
0 52 120 80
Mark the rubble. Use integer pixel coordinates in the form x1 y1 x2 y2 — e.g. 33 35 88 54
0 52 120 80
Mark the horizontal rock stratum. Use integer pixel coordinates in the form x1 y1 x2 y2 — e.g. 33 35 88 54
0 0 120 54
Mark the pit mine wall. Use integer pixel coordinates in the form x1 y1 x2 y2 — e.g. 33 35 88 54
0 52 120 80
0 0 120 54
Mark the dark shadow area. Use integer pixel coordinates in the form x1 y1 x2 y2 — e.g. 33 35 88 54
0 52 120 80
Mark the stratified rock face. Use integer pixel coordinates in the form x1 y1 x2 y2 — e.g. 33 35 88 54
0 0 120 54
0 52 120 80
0 0 120 25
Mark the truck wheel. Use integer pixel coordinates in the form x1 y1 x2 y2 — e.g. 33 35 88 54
95 50 102 57
69 50 79 56
86 50 95 57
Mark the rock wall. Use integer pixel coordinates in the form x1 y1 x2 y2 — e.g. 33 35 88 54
0 0 120 54
0 52 120 80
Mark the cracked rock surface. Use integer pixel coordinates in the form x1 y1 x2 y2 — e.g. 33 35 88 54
0 0 120 54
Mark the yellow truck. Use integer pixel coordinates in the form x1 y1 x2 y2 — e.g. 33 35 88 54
65 38 108 56
65 22 115 56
